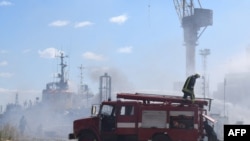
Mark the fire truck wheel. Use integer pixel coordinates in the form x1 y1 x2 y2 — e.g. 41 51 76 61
78 132 97 141
152 134 170 141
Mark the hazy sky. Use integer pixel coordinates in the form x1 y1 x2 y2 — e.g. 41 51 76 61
1 0 250 108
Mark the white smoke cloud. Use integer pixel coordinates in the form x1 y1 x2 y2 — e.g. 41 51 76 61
211 99 250 124
87 66 135 93
224 52 250 73
0 87 15 93
207 47 250 134
209 49 250 92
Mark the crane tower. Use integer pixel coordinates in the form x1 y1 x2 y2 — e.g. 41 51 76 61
173 0 213 76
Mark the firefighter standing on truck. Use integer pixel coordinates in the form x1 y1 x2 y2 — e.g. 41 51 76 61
182 73 200 102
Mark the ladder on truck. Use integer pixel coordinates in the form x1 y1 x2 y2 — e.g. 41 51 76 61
117 93 211 108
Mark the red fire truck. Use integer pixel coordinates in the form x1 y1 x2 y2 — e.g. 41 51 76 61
68 93 217 141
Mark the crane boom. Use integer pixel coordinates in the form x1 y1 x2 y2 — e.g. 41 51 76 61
173 0 195 21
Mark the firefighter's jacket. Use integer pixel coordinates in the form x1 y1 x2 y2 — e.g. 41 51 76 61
182 75 197 94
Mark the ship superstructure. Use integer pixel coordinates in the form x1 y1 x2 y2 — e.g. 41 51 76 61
42 52 73 111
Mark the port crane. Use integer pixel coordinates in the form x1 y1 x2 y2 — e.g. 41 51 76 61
173 0 213 77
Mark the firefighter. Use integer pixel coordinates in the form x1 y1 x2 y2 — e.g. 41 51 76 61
182 73 200 102
204 120 218 141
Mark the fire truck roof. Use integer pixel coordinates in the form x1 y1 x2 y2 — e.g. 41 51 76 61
117 93 209 106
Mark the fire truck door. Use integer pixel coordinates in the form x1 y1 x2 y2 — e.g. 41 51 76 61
99 104 118 141
100 104 116 132
116 104 137 133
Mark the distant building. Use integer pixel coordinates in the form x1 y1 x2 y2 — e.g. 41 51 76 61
213 72 250 108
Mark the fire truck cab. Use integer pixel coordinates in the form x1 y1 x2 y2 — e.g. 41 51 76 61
69 93 216 141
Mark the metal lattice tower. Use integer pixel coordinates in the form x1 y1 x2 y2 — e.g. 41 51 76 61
78 64 85 95
99 73 112 103
78 64 90 103
199 48 210 98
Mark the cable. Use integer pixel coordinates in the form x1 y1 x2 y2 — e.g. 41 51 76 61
148 0 151 27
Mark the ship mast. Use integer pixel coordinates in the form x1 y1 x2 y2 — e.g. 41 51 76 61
56 52 68 90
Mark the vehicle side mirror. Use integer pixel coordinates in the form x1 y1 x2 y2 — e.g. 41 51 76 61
91 105 96 115
91 104 100 116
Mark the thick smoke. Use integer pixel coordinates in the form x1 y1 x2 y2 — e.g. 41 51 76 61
208 48 250 121
0 83 91 140
86 66 136 97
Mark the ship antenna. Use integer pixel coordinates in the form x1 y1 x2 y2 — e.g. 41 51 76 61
56 52 68 89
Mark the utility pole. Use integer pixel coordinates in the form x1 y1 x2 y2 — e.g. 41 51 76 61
15 92 19 105
224 78 226 117
79 64 84 90
78 64 89 106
